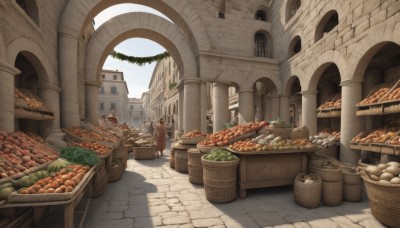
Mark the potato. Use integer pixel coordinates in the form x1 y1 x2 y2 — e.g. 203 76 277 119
390 177 400 184
365 165 382 177
370 175 380 181
380 172 394 181
387 162 400 167
377 163 389 170
386 166 400 176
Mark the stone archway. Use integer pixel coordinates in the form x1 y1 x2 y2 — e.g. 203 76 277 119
7 38 61 133
84 13 198 123
304 50 346 91
59 0 211 53
86 13 197 83
7 37 53 85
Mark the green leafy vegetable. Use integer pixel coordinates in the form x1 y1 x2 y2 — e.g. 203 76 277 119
60 147 100 166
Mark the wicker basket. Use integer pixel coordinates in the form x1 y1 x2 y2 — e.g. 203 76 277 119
113 145 126 158
201 155 239 203
170 149 175 169
293 173 322 208
290 126 309 140
133 146 156 160
91 167 109 197
188 149 203 185
180 136 206 145
361 173 400 228
108 163 124 182
196 145 225 154
175 149 188 173
188 164 203 185
268 128 292 139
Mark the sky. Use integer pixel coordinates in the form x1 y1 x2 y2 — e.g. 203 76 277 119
94 4 170 98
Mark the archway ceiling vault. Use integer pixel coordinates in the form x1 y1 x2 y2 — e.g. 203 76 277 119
59 0 212 54
86 12 197 83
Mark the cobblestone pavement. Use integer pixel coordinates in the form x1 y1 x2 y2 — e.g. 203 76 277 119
79 142 384 228
34 143 384 228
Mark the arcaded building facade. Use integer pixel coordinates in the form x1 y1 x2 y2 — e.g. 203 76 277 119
0 0 399 165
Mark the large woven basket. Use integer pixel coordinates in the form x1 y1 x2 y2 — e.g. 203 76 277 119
201 155 239 203
170 149 175 169
91 167 109 197
315 146 338 159
293 173 322 208
268 128 292 139
175 149 188 173
133 146 156 160
361 174 400 228
108 163 124 182
188 149 203 185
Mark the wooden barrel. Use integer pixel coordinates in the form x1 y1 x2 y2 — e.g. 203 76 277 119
201 155 239 203
188 148 203 184
174 149 188 173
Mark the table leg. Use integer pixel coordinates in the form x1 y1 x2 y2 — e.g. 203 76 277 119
64 202 74 228
33 206 47 225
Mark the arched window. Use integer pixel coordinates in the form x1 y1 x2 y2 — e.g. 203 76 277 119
255 33 267 57
16 0 39 25
255 10 266 21
315 11 339 42
286 0 301 23
289 36 302 57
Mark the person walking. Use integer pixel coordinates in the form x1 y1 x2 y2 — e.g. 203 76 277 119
155 118 166 157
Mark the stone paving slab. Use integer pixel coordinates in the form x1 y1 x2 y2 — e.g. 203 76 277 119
34 142 386 228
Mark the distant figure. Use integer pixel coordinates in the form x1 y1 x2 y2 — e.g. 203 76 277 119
148 121 154 135
155 118 166 157
207 116 213 133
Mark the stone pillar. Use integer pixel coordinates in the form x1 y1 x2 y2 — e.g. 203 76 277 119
254 93 264 121
270 95 280 120
213 83 230 132
37 84 61 135
59 33 80 128
200 82 208 133
263 94 270 120
0 62 20 132
183 80 201 131
340 80 363 165
238 89 255 124
85 81 100 123
279 95 290 124
178 85 184 132
301 90 318 135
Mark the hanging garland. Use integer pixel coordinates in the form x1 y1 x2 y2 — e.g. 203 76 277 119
110 50 170 66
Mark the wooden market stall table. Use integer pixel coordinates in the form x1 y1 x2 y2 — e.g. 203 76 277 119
0 166 96 228
228 148 317 198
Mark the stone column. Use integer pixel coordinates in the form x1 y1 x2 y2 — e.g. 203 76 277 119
279 95 290 124
238 89 255 124
85 81 100 123
340 80 363 165
263 94 270 120
59 33 80 128
37 84 61 135
0 62 20 132
200 81 208 133
183 79 201 131
254 93 264 121
301 90 318 135
213 83 230 132
178 85 184 132
270 95 280 120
